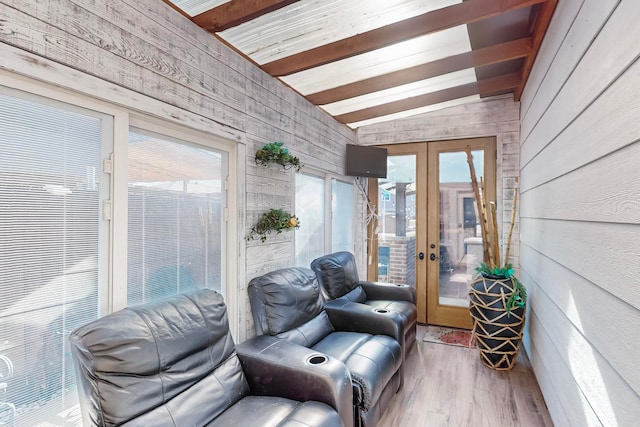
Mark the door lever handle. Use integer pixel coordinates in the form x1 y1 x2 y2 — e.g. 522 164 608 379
429 253 439 261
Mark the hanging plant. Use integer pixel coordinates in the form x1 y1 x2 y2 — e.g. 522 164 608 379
255 142 303 172
247 208 300 242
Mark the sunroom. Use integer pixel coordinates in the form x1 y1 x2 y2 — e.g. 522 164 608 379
0 0 638 426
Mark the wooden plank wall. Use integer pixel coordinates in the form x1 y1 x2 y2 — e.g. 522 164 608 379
519 0 640 425
357 94 522 271
0 0 361 340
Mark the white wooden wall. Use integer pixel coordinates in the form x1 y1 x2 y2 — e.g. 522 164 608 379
519 0 640 425
0 0 361 340
357 94 522 271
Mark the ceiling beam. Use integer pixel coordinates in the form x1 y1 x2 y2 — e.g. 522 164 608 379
334 72 522 125
306 37 532 105
262 0 546 76
514 0 557 100
193 0 300 32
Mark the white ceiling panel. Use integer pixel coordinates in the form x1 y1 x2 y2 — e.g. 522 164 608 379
347 95 480 128
164 0 552 127
321 68 477 116
170 0 229 17
281 25 472 95
219 0 461 63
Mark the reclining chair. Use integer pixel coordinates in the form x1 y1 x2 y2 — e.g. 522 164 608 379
311 251 418 365
69 289 350 427
248 267 403 427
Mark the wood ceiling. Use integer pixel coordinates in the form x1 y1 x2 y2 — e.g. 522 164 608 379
166 0 557 128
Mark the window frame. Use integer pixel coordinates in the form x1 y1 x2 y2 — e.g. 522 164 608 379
294 168 356 264
0 72 239 335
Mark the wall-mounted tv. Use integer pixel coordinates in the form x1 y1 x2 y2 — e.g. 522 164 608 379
345 144 387 178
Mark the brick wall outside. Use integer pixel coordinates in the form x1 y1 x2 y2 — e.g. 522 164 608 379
379 234 416 286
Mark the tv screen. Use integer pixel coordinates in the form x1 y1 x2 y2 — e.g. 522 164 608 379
345 144 387 178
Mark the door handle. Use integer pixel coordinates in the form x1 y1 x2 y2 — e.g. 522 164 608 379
429 253 439 261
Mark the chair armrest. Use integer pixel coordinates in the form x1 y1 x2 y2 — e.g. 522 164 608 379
236 335 353 427
359 281 416 303
324 299 403 342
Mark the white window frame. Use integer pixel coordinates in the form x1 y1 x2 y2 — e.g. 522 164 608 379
330 176 356 254
0 70 239 336
295 168 356 261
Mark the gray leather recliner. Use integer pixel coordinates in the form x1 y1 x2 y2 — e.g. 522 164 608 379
69 289 350 427
248 267 403 427
311 251 418 367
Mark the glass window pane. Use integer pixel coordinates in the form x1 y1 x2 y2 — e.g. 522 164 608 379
127 130 225 305
331 180 354 253
378 155 416 285
0 88 107 425
295 174 325 267
438 150 484 307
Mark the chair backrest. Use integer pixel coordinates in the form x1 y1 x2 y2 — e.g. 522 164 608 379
248 267 334 347
69 290 248 427
311 251 366 302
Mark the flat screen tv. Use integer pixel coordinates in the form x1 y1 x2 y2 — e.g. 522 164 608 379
345 144 387 178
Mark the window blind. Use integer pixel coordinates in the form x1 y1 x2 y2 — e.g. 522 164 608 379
332 180 354 253
295 173 326 267
0 88 106 425
127 129 224 305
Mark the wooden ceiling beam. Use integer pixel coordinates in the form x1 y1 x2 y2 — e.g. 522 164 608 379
515 0 557 100
306 37 532 105
262 0 546 76
334 72 522 125
193 0 300 32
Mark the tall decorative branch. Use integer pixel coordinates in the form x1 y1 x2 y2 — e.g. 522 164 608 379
503 177 519 266
490 201 501 268
465 147 493 267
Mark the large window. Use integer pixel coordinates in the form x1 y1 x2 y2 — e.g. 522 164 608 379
0 82 234 426
0 87 110 426
331 179 354 253
127 129 226 305
295 173 354 267
295 174 325 267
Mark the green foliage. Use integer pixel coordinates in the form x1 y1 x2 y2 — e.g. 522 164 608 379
476 262 527 314
255 142 303 172
247 208 300 242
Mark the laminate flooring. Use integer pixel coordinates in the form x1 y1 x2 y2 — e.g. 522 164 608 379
379 325 554 427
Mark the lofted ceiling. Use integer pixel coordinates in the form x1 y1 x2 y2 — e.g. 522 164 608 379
164 0 556 128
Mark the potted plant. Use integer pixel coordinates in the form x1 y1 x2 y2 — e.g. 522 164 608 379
255 142 303 172
247 208 300 242
465 148 526 371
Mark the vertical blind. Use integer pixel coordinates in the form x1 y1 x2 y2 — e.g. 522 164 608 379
0 88 107 425
295 173 326 267
331 179 354 253
127 129 224 305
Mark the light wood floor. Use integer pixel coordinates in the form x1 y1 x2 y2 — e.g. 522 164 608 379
379 325 554 427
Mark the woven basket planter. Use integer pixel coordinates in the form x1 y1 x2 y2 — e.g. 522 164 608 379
468 274 525 370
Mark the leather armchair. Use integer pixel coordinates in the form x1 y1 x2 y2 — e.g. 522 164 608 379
69 289 348 427
248 267 403 427
311 252 418 366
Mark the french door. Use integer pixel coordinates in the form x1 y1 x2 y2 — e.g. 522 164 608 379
367 137 496 328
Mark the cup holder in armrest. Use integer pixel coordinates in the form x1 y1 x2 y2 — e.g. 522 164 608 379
306 354 328 365
373 308 390 314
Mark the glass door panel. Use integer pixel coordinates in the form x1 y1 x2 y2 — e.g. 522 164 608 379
427 138 496 329
437 150 484 308
376 155 417 288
